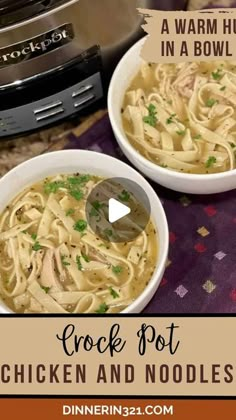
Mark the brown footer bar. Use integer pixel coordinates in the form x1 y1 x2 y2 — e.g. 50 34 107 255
0 399 235 419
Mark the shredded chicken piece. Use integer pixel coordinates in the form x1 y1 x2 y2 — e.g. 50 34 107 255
40 249 63 291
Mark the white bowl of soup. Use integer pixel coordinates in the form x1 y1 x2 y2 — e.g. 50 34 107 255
108 37 236 194
0 150 168 314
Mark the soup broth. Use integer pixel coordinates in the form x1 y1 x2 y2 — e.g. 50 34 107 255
0 174 157 314
122 61 236 174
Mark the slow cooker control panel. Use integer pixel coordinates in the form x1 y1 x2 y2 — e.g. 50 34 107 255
31 72 101 124
0 46 104 138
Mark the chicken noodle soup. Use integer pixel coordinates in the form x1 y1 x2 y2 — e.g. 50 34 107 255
122 61 236 174
0 174 157 313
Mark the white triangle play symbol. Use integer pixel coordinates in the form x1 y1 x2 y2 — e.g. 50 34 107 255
108 198 131 224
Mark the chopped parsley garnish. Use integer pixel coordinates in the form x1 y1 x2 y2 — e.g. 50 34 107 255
118 190 130 202
44 174 91 201
205 156 217 168
69 189 84 201
22 230 27 234
31 233 37 241
230 143 236 148
76 256 83 271
112 265 123 274
143 103 158 127
41 286 50 294
89 207 99 217
166 113 176 125
44 181 66 194
67 175 91 185
66 209 75 217
67 177 81 185
220 85 226 91
109 287 120 299
193 134 202 140
206 98 218 108
89 201 105 217
212 68 223 80
61 255 70 266
104 229 113 238
176 130 186 136
74 220 87 233
148 103 156 114
32 241 42 252
67 176 86 201
93 201 103 211
81 253 90 263
160 164 168 168
96 303 109 314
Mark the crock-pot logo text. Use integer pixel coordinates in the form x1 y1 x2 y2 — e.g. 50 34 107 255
0 24 74 68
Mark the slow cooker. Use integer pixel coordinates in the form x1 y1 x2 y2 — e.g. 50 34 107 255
0 0 186 138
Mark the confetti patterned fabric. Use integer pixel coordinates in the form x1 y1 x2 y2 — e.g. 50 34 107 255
188 1 236 10
64 114 236 314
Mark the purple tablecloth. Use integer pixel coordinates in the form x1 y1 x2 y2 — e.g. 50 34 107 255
64 114 236 314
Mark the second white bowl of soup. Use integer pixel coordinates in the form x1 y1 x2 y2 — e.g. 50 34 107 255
108 37 236 194
0 150 168 315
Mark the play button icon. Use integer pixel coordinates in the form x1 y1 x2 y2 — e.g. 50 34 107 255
86 177 151 243
108 198 131 224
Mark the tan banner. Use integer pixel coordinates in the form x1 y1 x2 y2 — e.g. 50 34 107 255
0 317 235 396
139 8 236 63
